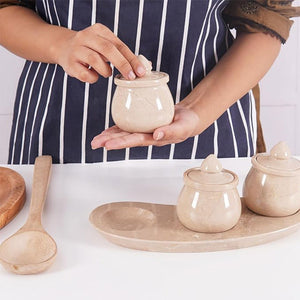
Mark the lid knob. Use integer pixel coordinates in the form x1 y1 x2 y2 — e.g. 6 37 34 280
270 141 291 160
138 54 152 75
200 154 222 173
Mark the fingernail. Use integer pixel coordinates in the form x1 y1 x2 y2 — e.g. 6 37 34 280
155 132 164 141
137 66 145 76
128 70 136 80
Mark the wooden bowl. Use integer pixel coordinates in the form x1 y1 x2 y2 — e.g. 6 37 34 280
0 167 26 229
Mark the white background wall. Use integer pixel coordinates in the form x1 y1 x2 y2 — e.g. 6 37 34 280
0 11 299 163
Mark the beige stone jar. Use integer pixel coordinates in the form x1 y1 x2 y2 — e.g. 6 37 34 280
176 155 241 233
111 55 174 133
243 142 300 217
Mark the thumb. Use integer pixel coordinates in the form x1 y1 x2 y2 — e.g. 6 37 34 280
153 130 165 141
153 122 182 141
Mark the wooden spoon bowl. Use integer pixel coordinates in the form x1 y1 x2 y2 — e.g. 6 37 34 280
0 230 56 274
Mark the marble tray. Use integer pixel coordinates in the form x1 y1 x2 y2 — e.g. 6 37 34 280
89 199 300 252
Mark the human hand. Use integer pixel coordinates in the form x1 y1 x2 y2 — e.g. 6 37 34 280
54 23 146 83
91 105 201 150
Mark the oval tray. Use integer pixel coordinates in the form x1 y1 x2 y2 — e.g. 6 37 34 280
0 167 26 229
89 199 300 252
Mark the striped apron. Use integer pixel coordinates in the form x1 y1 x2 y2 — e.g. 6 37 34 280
8 0 257 164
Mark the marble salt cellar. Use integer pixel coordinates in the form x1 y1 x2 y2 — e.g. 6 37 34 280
111 55 174 133
243 141 300 217
176 154 241 233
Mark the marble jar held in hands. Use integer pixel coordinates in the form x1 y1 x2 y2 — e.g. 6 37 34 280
176 155 241 233
111 55 175 133
243 141 300 217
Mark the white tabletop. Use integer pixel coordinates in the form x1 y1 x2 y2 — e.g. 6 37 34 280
1 158 300 300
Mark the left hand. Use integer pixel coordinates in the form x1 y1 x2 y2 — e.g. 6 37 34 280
91 105 201 150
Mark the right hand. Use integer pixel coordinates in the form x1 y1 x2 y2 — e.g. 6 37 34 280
91 104 202 150
54 23 146 83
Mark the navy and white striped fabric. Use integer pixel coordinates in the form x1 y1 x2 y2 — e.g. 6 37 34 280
9 0 256 164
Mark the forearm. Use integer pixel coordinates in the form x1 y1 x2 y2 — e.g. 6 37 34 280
181 32 281 135
0 6 73 64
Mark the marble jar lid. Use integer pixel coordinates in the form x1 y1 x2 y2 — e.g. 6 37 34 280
252 141 300 176
183 154 238 191
114 54 169 87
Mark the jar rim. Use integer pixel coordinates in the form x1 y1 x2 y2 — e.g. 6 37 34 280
114 72 169 87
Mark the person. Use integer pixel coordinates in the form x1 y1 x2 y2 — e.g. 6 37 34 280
0 0 299 164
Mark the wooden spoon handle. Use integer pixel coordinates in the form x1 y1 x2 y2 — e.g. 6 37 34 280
23 156 52 230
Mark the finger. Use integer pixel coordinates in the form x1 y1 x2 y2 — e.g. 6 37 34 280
114 43 146 77
91 131 130 149
64 45 110 81
89 24 146 77
99 53 109 62
95 39 137 80
69 62 99 83
104 133 154 150
81 27 135 80
153 121 189 143
98 125 124 136
79 47 112 78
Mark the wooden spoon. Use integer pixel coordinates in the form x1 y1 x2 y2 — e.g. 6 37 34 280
0 156 57 275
